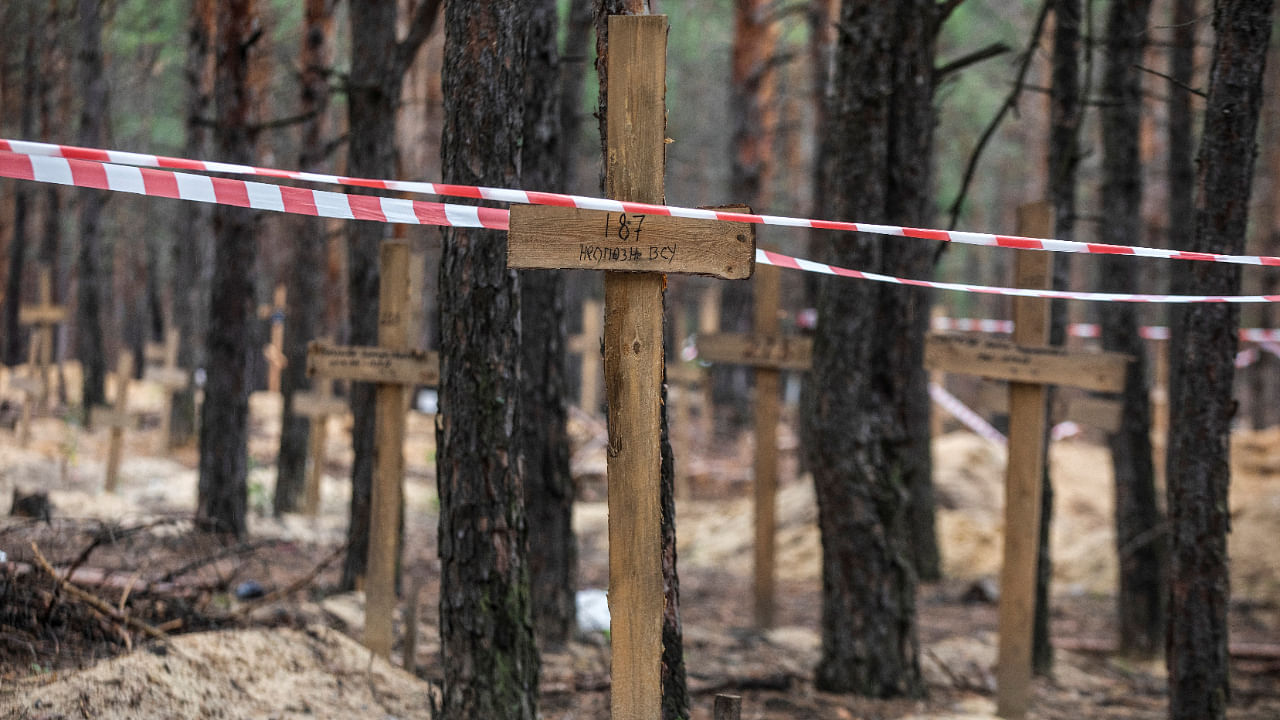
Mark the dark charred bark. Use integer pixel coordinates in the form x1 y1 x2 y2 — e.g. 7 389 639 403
197 0 259 539
800 0 935 697
2 2 37 369
436 3 538 718
75 0 109 418
275 0 335 515
170 0 217 447
1167 1 1272 718
1097 0 1165 659
339 0 440 589
520 0 577 649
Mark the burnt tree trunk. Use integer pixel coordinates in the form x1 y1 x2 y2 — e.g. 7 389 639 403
339 0 439 588
75 0 109 418
593 3 690 716
1167 1 1272 718
2 2 37 369
800 0 935 697
197 0 259 538
275 0 335 515
170 0 217 447
1098 0 1166 659
436 2 538 717
520 0 577 649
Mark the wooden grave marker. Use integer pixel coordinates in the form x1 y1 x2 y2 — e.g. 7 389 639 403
568 298 603 413
261 284 288 393
90 351 141 493
143 328 189 449
14 267 67 443
509 16 756 718
306 241 438 658
696 263 812 628
291 374 348 516
666 286 719 499
924 203 1128 719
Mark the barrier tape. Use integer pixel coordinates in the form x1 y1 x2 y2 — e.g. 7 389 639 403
4 138 1280 268
928 382 1007 447
3 149 1278 304
931 317 1280 342
0 150 509 230
755 249 1280 304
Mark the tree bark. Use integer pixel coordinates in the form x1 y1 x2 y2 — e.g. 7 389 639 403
436 3 538 717
339 0 440 588
1097 0 1166 659
275 0 335 515
520 0 577 649
75 0 109 418
197 0 259 538
170 0 217 447
2 2 38 369
801 0 935 697
1167 1 1272 718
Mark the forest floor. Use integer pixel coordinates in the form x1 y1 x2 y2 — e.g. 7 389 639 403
0 365 1278 719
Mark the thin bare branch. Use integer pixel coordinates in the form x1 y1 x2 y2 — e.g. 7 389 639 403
935 42 1012 80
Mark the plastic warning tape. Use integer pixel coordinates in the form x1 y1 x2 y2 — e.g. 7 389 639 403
0 150 509 230
754 249 1280 304
3 149 1278 305
927 382 1007 447
4 137 1280 268
931 317 1280 342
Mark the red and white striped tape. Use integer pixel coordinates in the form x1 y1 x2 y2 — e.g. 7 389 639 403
931 317 1280 342
755 249 1280 304
5 137 1280 268
0 149 509 230
928 382 1007 447
3 148 1278 304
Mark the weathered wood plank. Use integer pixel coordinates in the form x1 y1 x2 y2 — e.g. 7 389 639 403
924 334 1128 393
697 332 813 371
306 342 439 386
508 205 755 280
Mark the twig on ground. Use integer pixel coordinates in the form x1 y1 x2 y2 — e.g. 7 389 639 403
233 543 347 617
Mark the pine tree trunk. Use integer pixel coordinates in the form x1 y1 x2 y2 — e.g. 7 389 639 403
436 3 538 717
2 3 38 369
275 0 335 515
520 0 577 649
197 0 259 538
170 0 216 447
75 0 109 417
1098 0 1166 659
801 0 934 697
1167 1 1272 718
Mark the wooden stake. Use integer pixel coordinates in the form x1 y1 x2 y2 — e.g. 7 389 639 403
569 299 603 413
605 17 667 720
101 351 136 494
367 241 411 658
293 375 347 517
996 202 1053 719
714 694 743 720
263 284 287 393
144 328 187 449
753 264 781 628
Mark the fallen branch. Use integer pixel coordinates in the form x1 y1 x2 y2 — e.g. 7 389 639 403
233 543 347 616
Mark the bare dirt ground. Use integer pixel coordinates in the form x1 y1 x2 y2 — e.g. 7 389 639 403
0 364 1277 719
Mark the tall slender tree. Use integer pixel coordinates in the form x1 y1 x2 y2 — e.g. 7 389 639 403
1167 1 1272 718
75 0 109 418
340 0 441 588
170 0 217 447
1098 0 1165 659
801 0 937 696
520 0 577 648
2 1 38 369
275 0 336 514
197 0 260 537
436 2 538 717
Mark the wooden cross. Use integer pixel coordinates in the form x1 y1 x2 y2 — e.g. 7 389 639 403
306 241 439 658
568 298 603 413
261 284 288 393
291 373 348 516
923 203 1128 719
91 351 140 493
696 263 812 628
509 16 755 718
16 266 66 422
666 286 719 499
143 328 188 449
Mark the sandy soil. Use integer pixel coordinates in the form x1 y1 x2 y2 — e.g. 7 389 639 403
0 365 1277 719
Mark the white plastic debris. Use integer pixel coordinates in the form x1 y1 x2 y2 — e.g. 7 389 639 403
575 588 610 634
